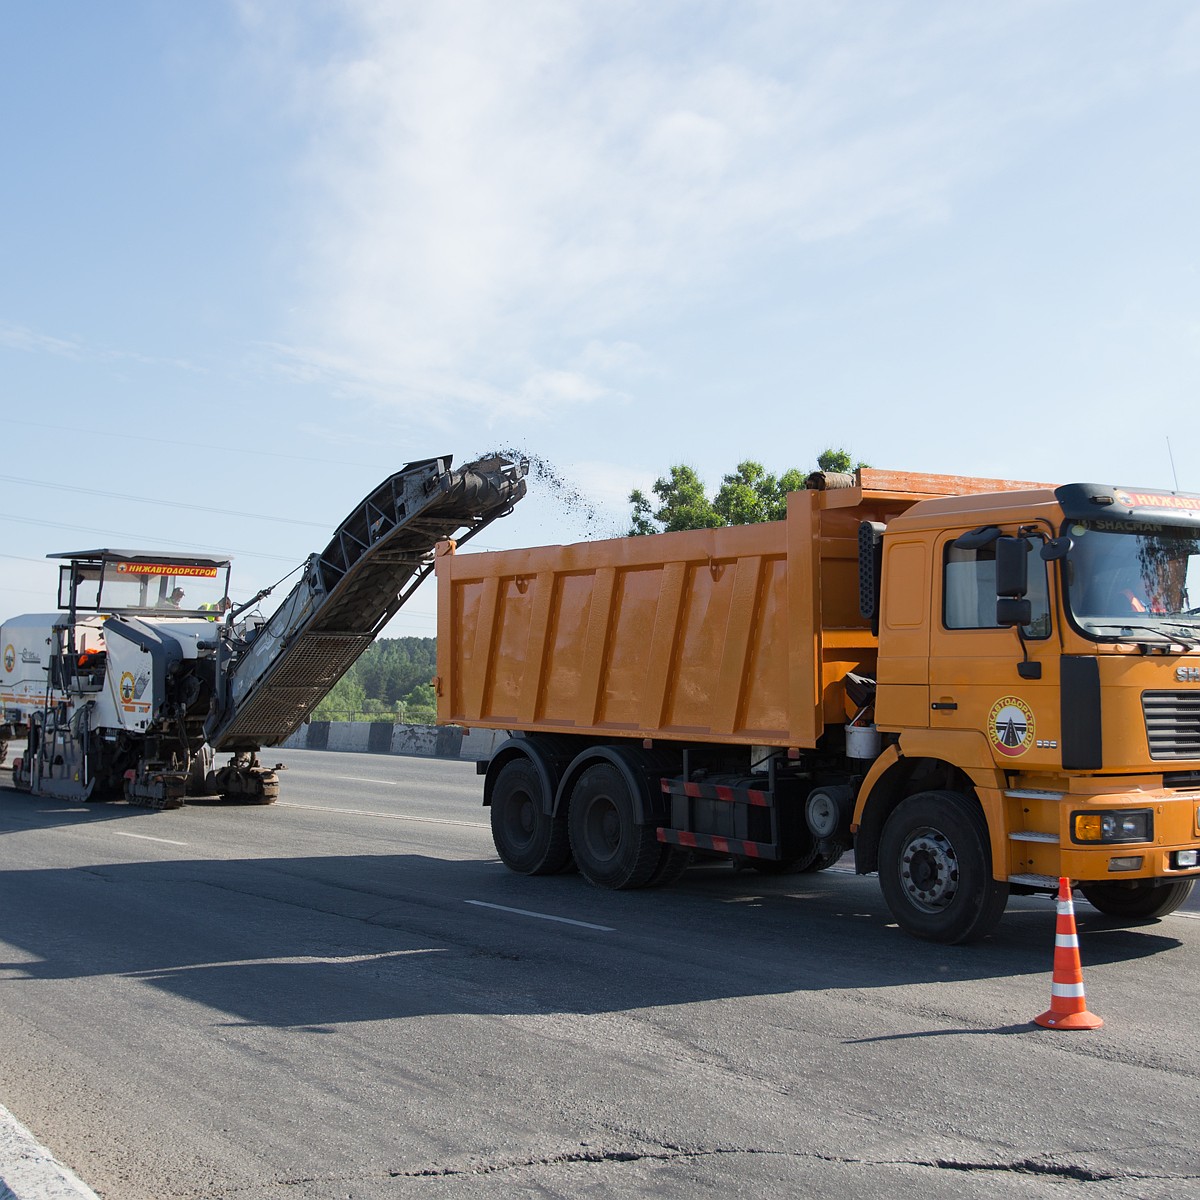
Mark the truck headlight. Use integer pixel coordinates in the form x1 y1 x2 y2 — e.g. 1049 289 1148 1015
1071 809 1153 844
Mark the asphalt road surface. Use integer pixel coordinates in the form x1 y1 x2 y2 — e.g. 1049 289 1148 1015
1 749 1197 1199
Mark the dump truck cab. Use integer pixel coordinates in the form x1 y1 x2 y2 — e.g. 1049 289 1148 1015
857 481 1200 939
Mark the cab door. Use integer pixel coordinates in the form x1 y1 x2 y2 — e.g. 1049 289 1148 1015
928 528 1061 772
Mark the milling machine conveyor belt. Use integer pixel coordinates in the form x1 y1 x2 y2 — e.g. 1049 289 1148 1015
208 455 527 750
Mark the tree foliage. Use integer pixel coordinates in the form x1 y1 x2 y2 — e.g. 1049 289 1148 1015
311 637 439 722
629 464 722 534
628 448 869 535
816 447 864 474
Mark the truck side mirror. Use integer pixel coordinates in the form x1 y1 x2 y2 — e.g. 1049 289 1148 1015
996 597 1033 627
995 536 1029 599
996 536 1032 629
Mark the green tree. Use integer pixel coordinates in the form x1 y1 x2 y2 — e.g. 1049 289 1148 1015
309 636 439 720
402 682 438 724
629 449 868 534
312 671 366 720
817 447 870 474
712 460 774 525
712 461 811 525
628 464 721 535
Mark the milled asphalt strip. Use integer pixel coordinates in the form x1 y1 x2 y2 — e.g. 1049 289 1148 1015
0 1105 99 1200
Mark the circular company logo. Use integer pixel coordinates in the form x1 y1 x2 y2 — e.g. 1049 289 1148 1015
120 671 135 703
3 644 13 673
988 696 1035 758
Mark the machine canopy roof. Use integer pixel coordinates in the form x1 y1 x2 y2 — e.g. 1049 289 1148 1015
47 548 233 568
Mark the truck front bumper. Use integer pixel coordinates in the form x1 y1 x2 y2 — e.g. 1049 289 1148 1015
1005 782 1200 885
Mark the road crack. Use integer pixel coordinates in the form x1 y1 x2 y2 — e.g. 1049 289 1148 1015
377 1142 1196 1183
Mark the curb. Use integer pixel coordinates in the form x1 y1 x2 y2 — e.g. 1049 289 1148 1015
0 1105 99 1200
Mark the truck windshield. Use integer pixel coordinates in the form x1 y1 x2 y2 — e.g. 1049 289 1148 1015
99 568 229 613
59 559 232 614
1066 521 1200 639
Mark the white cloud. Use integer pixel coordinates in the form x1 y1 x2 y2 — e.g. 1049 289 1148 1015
0 321 203 373
0 322 83 359
240 1 1196 424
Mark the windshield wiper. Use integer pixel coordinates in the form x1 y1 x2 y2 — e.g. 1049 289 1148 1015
1084 622 1200 648
1158 621 1200 645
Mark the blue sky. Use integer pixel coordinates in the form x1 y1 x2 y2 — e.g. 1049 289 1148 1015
3 1 1199 638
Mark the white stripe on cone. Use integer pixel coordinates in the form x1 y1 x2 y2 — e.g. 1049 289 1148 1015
1051 982 1087 998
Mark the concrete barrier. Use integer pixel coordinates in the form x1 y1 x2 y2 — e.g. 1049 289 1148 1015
1 1101 100 1200
325 722 371 753
280 722 508 761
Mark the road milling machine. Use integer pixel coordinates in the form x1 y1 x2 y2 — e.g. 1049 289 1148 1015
1 456 527 807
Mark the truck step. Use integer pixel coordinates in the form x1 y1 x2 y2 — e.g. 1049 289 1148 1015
1008 873 1060 889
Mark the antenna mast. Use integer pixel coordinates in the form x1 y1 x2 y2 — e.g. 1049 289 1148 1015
1166 437 1181 491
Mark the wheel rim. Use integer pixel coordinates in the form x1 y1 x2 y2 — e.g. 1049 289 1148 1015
807 793 837 838
501 790 537 850
582 794 621 864
898 825 960 912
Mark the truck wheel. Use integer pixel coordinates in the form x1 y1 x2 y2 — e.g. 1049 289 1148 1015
1079 878 1195 921
645 845 691 888
568 762 662 889
799 846 847 873
490 758 572 875
878 790 1008 944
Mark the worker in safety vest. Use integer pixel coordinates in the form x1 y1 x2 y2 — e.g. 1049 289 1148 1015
199 597 233 621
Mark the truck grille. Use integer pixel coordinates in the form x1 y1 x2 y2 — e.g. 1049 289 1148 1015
1143 691 1200 760
1164 770 1200 789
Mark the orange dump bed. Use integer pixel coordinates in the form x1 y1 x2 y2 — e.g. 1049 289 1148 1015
434 472 969 749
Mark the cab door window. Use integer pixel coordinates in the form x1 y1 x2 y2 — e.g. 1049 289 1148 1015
943 536 1051 638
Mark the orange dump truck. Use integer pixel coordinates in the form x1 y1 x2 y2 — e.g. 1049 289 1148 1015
434 469 1200 942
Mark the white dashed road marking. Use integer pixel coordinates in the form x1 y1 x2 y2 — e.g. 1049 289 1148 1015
465 900 615 932
111 832 188 847
278 801 486 828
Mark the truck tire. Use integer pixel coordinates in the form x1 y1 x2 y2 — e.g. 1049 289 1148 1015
490 758 572 875
645 845 691 888
1079 878 1195 921
878 790 1008 944
799 847 847 873
568 762 662 889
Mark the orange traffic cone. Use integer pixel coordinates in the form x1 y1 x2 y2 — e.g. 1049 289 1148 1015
1033 877 1103 1030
